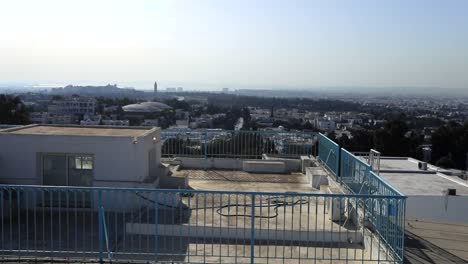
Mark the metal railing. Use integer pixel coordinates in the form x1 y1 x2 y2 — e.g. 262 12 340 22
340 149 403 197
0 185 405 263
161 130 317 159
317 133 340 176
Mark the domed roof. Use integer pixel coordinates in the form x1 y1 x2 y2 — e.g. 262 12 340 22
122 101 172 113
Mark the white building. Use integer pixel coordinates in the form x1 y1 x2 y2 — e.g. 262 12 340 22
0 125 162 188
102 119 130 126
80 114 101 126
29 112 48 124
48 96 96 116
377 157 468 223
317 120 336 132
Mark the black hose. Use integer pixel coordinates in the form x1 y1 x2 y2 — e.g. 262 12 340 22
135 192 308 219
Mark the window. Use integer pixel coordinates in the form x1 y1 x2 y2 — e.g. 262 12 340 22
73 156 94 170
42 153 94 187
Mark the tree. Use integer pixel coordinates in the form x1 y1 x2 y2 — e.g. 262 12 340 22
0 95 30 124
436 156 456 169
431 122 468 169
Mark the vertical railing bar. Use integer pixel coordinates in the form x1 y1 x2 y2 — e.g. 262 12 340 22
250 193 255 264
33 191 37 257
0 189 3 261
154 191 159 263
49 191 53 259
25 190 29 254
98 190 103 263
314 196 318 261
187 191 191 262
58 190 62 254
66 191 70 255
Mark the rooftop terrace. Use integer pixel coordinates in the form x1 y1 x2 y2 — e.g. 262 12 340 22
0 129 406 263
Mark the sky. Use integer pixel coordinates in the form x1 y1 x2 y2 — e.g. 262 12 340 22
0 0 468 91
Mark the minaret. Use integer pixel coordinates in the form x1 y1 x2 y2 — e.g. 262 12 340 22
154 81 158 94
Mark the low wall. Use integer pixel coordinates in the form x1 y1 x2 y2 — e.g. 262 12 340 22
406 195 468 223
263 154 302 172
126 223 364 244
174 157 302 172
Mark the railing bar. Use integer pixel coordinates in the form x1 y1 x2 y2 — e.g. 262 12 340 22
81 191 85 257
306 196 310 259
114 192 118 255
49 191 53 258
211 193 214 256
154 191 159 262
66 191 69 255
298 194 303 263
0 190 3 260
219 193 222 259
250 193 255 264
73 192 77 254
266 194 271 259
33 191 37 257
290 194 294 259
314 196 318 261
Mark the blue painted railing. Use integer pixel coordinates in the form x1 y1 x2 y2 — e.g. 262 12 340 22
0 185 405 263
162 130 317 159
317 133 340 176
339 148 403 197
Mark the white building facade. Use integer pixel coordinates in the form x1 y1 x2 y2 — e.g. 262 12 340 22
0 125 162 188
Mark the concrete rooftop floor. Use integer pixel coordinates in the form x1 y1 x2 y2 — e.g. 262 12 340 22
405 220 468 264
171 169 317 193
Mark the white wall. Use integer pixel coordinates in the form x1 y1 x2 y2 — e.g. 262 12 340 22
0 128 161 187
406 195 468 224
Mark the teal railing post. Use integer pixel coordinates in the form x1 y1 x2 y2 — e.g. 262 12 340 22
98 190 103 263
204 132 208 159
250 193 256 264
336 146 341 179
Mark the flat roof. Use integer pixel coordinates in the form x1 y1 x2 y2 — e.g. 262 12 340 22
2 125 154 137
377 157 468 196
380 172 468 196
405 220 468 263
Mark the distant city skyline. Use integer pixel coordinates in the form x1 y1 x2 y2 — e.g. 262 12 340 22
1 0 468 91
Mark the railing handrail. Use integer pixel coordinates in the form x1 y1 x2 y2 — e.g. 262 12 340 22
368 170 406 197
340 148 405 197
0 184 406 199
162 129 318 136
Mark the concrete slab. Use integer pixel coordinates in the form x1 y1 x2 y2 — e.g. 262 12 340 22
380 172 468 196
3 125 154 137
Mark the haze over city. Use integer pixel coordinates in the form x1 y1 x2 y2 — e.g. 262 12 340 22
1 0 468 94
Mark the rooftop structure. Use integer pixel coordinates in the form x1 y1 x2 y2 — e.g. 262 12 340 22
5 128 462 263
0 125 161 188
122 101 172 113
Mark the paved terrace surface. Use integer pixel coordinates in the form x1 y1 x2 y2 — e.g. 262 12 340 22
171 169 315 193
2 125 152 137
158 169 385 263
405 220 468 264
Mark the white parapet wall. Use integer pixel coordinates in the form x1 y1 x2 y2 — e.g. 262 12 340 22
171 157 301 173
126 223 364 245
406 195 468 223
242 160 286 173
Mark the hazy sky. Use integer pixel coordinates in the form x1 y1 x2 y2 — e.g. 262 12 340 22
1 0 467 90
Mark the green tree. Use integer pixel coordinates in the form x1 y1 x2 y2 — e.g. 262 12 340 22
0 95 30 124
